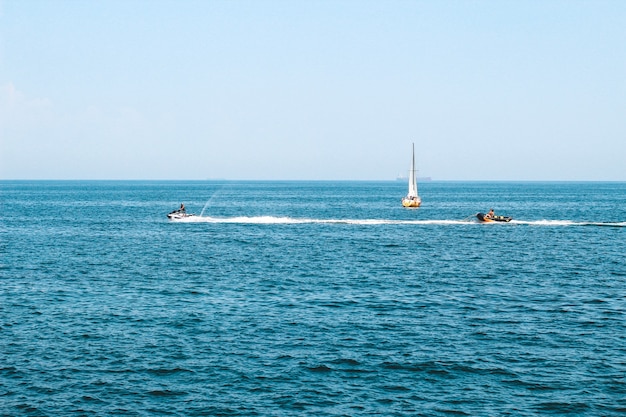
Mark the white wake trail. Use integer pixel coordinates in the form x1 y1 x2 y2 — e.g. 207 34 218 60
172 216 475 225
512 220 626 227
171 216 626 227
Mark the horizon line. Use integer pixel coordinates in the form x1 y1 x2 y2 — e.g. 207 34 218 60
2 178 625 183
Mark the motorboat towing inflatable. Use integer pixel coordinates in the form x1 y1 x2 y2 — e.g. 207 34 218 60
477 212 512 223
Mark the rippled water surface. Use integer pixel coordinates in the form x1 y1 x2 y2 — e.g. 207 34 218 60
2 181 625 416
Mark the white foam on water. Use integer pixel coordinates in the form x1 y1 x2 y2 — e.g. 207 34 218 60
511 219 576 226
512 220 626 227
171 216 626 227
171 216 477 225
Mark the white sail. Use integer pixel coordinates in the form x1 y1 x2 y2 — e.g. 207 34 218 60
407 143 418 198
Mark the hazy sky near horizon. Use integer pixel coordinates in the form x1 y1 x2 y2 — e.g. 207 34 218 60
1 1 625 180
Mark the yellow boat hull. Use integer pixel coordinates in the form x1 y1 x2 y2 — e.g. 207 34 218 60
402 198 421 207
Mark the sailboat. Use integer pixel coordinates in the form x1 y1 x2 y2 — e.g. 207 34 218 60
401 143 422 207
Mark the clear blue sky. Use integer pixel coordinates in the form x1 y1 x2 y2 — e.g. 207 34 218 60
1 0 624 180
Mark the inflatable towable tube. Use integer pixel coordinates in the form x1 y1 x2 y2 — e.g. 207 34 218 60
476 212 512 222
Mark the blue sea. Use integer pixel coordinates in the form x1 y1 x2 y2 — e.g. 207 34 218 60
1 180 625 416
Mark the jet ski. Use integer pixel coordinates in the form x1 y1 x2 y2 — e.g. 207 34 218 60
167 209 195 220
477 212 512 222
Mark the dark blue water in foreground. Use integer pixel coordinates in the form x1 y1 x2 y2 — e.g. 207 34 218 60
1 181 625 416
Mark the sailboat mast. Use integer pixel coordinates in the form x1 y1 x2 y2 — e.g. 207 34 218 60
411 142 415 177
